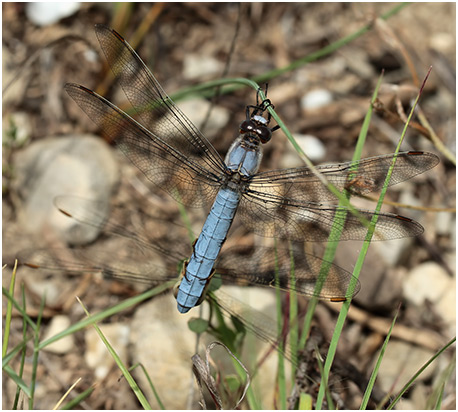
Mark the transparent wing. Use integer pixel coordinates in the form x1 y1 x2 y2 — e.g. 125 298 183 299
65 84 222 206
65 24 228 207
215 246 360 301
238 151 438 241
20 197 358 301
247 151 439 202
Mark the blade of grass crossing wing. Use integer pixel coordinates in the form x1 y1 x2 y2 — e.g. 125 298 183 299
288 244 299 375
76 297 152 409
315 69 433 409
299 73 384 350
360 304 400 410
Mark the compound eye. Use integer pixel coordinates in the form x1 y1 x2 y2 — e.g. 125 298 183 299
240 120 254 133
257 126 272 143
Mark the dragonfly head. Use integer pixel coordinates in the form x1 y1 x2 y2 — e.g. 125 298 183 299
240 97 280 144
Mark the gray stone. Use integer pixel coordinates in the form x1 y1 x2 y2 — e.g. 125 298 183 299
13 135 119 245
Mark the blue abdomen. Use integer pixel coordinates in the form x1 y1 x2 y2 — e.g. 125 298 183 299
176 187 241 313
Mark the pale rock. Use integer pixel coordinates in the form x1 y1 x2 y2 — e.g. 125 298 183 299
435 277 456 333
130 294 197 409
85 323 130 380
182 54 223 80
13 135 119 245
429 32 455 54
300 89 333 110
280 134 326 168
435 211 453 236
374 340 436 394
26 2 80 26
177 99 230 139
130 287 286 409
371 237 414 268
42 315 74 354
403 261 451 306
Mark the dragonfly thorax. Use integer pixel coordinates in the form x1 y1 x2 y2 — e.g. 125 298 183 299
225 135 263 177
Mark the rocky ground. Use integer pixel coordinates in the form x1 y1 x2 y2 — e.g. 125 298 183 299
2 3 456 410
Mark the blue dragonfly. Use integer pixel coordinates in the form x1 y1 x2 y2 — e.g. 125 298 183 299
64 25 439 313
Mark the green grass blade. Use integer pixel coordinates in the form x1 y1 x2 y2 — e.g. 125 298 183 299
288 244 299 375
2 287 36 330
273 244 287 410
168 4 407 101
3 260 18 357
39 280 174 350
299 72 384 350
29 292 46 409
433 383 445 410
77 297 152 410
60 385 96 410
315 69 432 409
3 364 32 398
427 352 455 409
252 4 408 84
298 392 313 410
2 340 28 368
387 337 456 410
315 347 334 410
13 285 29 409
360 304 401 409
129 363 166 410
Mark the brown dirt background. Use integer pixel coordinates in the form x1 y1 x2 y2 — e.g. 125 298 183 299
2 3 456 410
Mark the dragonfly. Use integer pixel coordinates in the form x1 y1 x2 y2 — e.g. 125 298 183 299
63 25 439 313
19 197 320 370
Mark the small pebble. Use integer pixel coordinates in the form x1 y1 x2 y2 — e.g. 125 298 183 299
301 89 333 110
403 261 451 306
26 2 80 26
42 315 74 354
